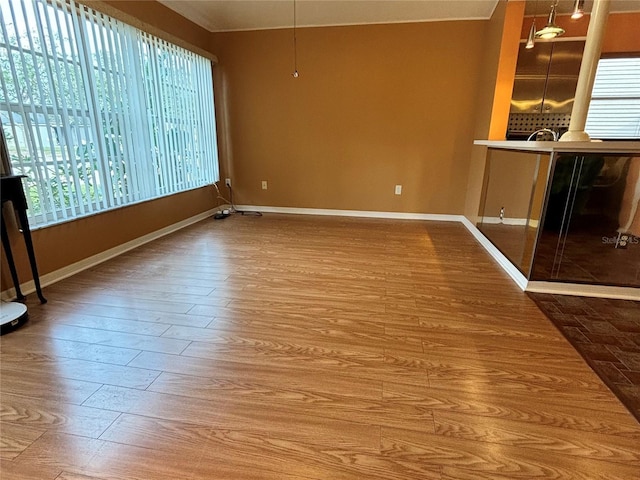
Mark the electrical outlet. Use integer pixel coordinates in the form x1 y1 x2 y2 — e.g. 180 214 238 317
499 207 505 221
394 185 402 195
225 178 231 187
261 180 268 190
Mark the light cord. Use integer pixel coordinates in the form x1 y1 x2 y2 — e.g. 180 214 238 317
292 0 299 77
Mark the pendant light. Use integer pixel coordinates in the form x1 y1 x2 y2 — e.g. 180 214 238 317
526 18 536 49
526 0 538 49
525 23 536 49
536 1 565 40
291 0 299 78
571 0 585 19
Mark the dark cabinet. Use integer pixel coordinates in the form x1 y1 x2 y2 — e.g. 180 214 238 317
531 155 640 287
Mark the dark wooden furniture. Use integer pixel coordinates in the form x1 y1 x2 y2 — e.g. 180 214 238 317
1 175 47 303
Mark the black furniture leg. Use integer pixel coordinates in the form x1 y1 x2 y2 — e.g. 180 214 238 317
16 210 47 304
1 214 26 301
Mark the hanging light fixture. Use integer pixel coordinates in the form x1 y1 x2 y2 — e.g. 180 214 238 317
526 0 538 49
536 1 565 40
526 18 536 49
291 0 299 78
525 22 536 49
571 0 585 19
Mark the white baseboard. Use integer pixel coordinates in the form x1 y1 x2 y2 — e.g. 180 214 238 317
236 207 638 300
234 205 464 222
462 216 640 300
3 203 635 303
526 281 640 301
460 217 529 290
1 208 217 301
215 204 231 212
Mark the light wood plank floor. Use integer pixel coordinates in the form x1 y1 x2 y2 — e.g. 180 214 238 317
1 214 639 480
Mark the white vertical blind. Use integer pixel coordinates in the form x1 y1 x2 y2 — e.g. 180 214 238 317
0 0 219 228
585 57 640 139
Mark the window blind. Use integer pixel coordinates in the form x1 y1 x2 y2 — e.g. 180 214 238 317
0 0 219 227
585 57 640 140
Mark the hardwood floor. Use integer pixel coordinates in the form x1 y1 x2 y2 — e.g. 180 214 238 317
1 214 639 479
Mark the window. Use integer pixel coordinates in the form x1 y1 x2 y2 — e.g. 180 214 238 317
0 0 219 228
585 56 640 140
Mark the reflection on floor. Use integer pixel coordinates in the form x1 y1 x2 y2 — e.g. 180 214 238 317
532 215 640 287
3 215 640 478
479 216 640 287
477 223 537 274
529 293 640 422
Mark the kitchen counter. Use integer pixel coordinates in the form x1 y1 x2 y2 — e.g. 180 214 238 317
471 140 640 299
474 140 640 154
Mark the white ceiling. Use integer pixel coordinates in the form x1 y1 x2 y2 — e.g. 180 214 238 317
158 0 640 34
157 0 500 33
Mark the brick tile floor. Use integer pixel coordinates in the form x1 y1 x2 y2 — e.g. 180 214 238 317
529 293 640 423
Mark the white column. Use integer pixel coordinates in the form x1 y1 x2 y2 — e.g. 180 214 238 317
560 0 611 142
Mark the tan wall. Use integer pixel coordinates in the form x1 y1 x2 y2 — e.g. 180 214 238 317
1 187 216 290
464 0 514 223
479 150 549 224
601 13 640 54
1 2 219 292
488 1 525 141
481 150 540 219
211 20 489 214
